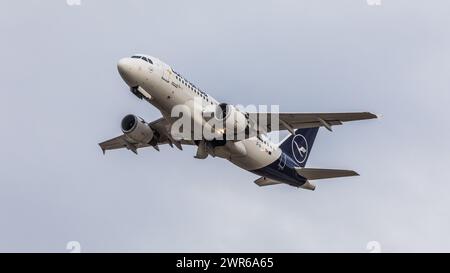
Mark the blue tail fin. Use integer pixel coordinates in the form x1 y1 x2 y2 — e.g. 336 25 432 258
279 127 319 167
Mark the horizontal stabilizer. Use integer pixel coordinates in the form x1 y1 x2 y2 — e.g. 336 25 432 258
254 177 282 187
295 168 359 180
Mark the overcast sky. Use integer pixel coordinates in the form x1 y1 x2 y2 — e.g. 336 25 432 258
1 0 450 252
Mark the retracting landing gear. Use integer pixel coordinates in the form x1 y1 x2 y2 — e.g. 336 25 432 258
130 86 143 99
194 140 208 159
130 86 152 102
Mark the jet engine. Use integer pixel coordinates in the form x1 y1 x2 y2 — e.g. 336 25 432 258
121 114 154 144
214 103 249 137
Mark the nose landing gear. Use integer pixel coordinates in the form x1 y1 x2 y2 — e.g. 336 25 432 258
130 86 143 99
130 86 152 102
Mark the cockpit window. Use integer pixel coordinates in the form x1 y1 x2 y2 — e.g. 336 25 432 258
144 57 153 64
131 55 153 64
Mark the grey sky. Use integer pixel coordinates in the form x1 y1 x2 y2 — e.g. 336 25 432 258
1 0 449 252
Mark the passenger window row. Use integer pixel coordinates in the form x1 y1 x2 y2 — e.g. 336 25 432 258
173 71 214 105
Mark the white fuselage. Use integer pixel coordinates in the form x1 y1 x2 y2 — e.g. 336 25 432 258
117 55 282 171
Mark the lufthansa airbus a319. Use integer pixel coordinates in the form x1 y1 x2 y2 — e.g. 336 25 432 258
99 54 377 190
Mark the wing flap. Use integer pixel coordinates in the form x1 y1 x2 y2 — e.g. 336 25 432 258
295 168 359 180
99 135 149 154
99 135 127 152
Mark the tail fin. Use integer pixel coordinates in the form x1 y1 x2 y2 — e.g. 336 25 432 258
278 127 319 167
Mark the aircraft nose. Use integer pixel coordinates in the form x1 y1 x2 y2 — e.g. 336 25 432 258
117 58 137 86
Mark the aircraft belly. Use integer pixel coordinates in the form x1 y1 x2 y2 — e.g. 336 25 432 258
228 139 281 171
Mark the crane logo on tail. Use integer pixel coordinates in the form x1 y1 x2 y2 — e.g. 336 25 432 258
291 134 308 164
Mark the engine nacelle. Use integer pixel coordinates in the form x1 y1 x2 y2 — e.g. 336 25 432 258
121 114 154 144
214 103 249 137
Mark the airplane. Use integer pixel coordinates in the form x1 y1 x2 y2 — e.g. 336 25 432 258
99 54 377 190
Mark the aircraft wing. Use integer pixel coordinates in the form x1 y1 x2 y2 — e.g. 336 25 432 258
99 117 193 154
251 112 378 133
99 135 149 154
